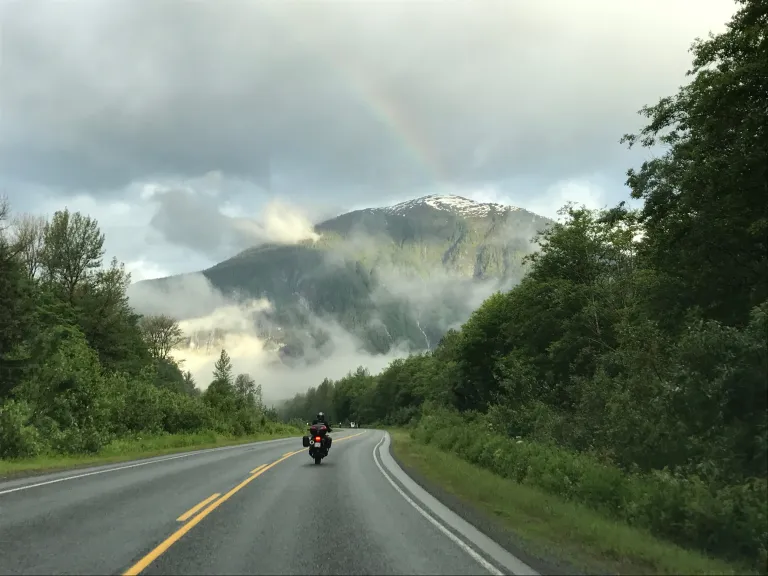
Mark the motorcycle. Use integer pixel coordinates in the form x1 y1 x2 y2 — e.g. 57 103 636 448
302 423 333 464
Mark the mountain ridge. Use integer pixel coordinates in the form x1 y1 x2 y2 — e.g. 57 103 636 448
128 194 553 363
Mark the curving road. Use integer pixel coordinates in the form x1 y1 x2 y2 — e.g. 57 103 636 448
0 430 537 575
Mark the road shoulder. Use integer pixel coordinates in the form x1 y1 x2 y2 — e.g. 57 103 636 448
386 430 749 576
386 432 582 576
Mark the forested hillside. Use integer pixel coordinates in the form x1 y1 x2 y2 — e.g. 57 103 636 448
133 195 552 359
0 205 288 460
280 1 768 570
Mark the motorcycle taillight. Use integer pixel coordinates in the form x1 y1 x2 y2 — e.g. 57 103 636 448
314 436 321 442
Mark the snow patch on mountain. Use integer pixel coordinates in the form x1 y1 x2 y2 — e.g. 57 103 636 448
379 194 521 218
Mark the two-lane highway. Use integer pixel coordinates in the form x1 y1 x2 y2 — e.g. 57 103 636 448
0 430 537 575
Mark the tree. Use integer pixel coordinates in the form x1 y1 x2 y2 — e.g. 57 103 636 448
204 349 237 414
234 373 263 410
0 196 8 235
139 314 186 361
0 196 289 459
76 257 148 374
40 208 105 303
0 204 38 396
621 0 768 328
212 349 233 386
182 371 198 396
9 213 47 279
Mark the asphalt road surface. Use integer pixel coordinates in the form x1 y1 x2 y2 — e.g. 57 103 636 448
0 430 537 575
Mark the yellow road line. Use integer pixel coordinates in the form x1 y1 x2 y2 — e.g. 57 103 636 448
123 452 297 575
250 463 267 475
176 493 220 523
122 432 366 575
334 431 365 443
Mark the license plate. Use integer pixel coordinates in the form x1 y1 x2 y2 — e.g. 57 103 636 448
314 442 322 447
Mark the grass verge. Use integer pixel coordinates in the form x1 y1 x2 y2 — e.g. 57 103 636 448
0 426 302 479
389 430 752 576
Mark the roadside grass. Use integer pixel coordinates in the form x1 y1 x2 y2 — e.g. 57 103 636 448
389 430 752 576
0 425 303 479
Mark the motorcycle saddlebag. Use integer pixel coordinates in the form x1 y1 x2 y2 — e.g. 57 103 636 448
302 435 310 447
323 435 332 449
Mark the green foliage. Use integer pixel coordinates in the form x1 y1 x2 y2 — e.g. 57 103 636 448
0 399 44 459
0 204 283 463
280 5 767 569
0 236 38 395
139 313 186 361
411 411 767 571
621 0 767 328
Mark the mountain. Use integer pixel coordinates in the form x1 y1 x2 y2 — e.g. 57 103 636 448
129 194 553 364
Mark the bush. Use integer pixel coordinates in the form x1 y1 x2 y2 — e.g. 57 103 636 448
411 413 767 571
0 399 45 458
119 379 165 434
161 390 214 434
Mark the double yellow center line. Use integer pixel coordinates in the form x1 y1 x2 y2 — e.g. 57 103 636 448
123 431 365 575
175 493 219 522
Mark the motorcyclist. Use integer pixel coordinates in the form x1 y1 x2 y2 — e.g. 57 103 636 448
311 411 332 432
310 411 333 451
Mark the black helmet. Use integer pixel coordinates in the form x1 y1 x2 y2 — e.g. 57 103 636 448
317 412 325 421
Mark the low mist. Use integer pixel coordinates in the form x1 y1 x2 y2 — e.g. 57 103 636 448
128 273 411 405
231 199 322 246
128 199 544 405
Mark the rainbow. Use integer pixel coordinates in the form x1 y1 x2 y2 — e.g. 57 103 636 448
246 3 446 185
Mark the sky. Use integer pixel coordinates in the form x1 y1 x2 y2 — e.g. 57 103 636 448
1 0 737 282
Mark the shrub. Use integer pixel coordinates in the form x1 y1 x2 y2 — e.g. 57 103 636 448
0 399 45 458
411 413 767 571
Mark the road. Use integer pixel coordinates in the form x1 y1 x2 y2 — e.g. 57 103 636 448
0 430 537 575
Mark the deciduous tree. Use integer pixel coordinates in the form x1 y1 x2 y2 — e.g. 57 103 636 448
139 314 186 361
40 209 105 303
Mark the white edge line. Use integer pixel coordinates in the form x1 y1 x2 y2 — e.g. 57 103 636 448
0 435 298 496
373 433 504 576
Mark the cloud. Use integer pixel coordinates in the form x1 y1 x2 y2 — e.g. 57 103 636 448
1 0 737 280
3 173 331 279
127 273 235 319
127 272 410 403
174 321 406 406
0 0 736 202
180 299 274 335
232 200 321 245
124 259 170 283
147 186 321 260
369 260 526 344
